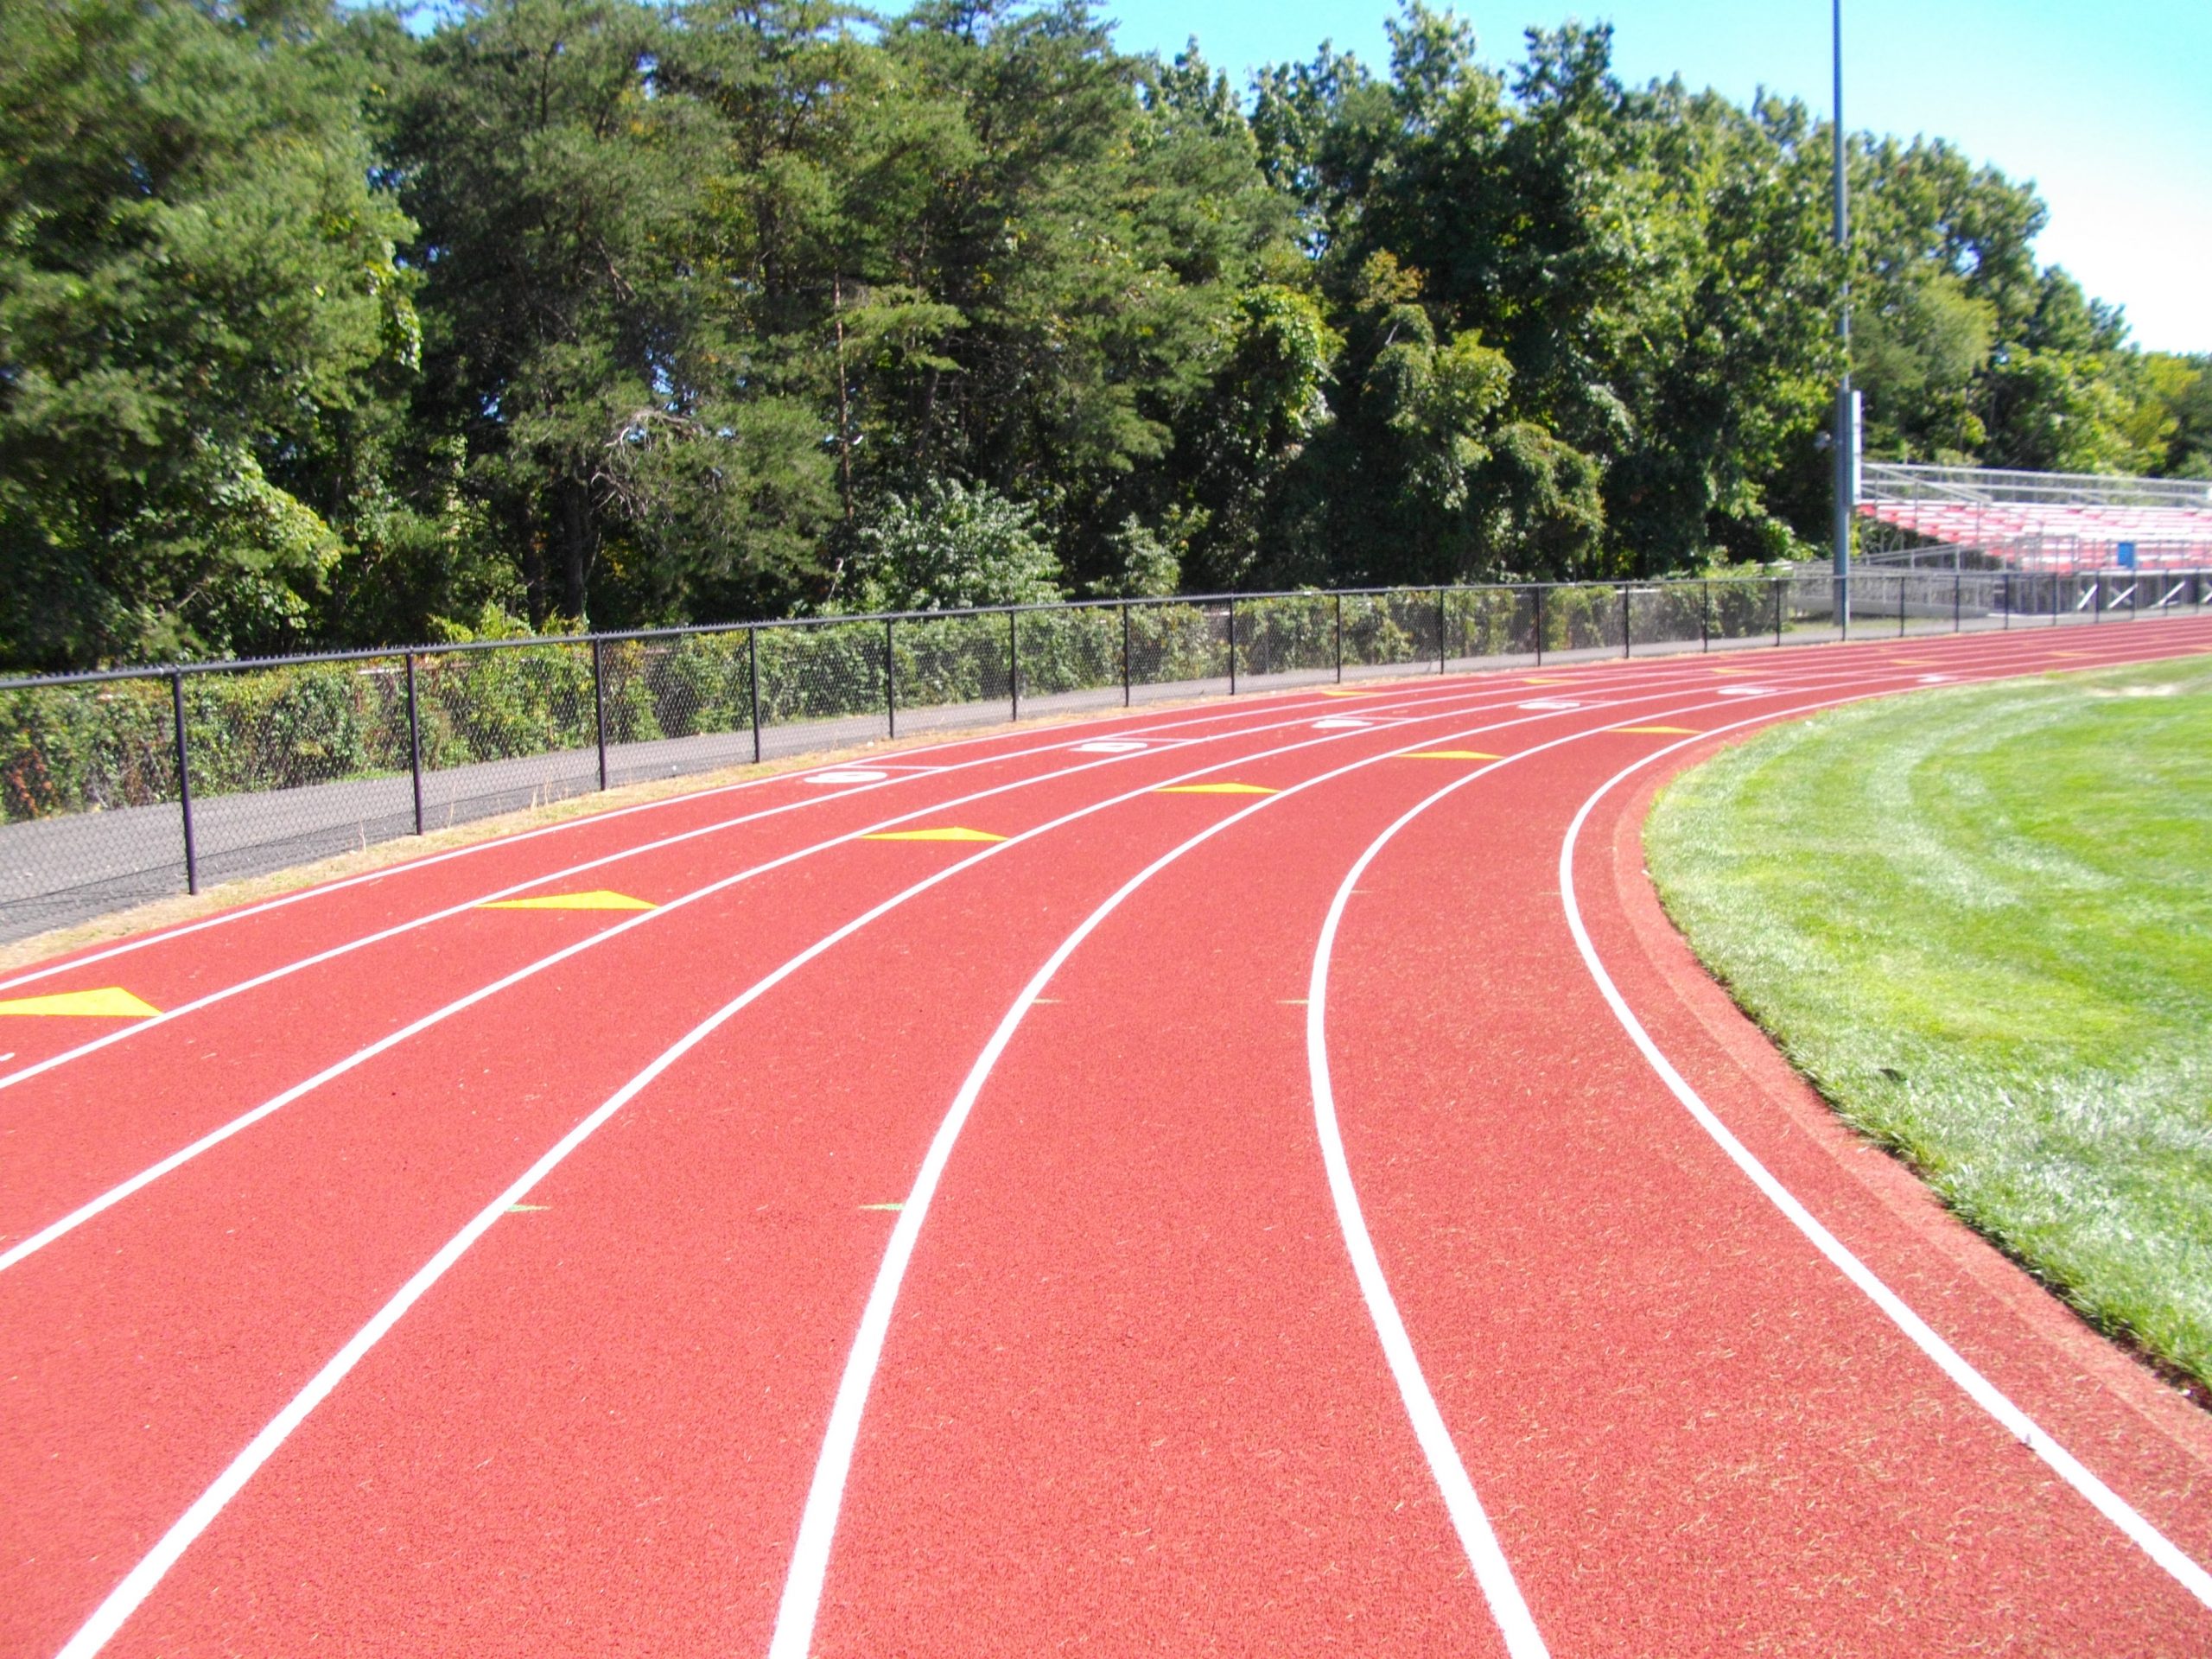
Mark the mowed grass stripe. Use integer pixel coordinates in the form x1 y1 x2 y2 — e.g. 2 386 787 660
1645 655 2212 1395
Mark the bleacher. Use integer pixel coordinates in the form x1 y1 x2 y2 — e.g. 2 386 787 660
1858 463 2212 571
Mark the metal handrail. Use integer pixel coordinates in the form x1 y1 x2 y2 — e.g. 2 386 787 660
1861 461 2212 511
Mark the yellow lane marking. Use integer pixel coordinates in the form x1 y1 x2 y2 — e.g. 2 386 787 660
1523 676 1573 684
2050 651 2094 658
862 827 1007 842
478 889 654 911
1612 726 1702 735
1316 688 1382 697
1398 750 1502 761
859 1202 904 1212
0 988 160 1019
1155 783 1277 795
507 1204 550 1213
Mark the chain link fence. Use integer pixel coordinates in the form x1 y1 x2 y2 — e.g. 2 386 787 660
6 569 2208 943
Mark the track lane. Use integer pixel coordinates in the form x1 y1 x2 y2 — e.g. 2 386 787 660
29 662 1886 1659
1312 626 2212 1652
12 619 2209 1658
792 742 1548 1658
10 675 1700 1657
782 624 2212 1658
4 673 1642 1261
1561 709 2212 1576
1591 756 2212 1562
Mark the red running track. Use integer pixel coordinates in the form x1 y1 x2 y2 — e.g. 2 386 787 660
4 622 2211 1658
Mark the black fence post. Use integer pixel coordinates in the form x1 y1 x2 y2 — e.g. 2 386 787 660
1334 592 1344 682
405 652 424 836
2002 570 2012 630
1898 574 1908 637
1701 580 1711 653
748 625 762 765
1953 566 1962 632
1122 602 1133 706
1774 578 1783 647
886 617 897 740
1009 609 1020 721
171 669 198 895
1437 588 1447 673
1535 585 1547 666
1837 573 1849 641
591 635 608 791
1620 584 1631 658
2094 573 2104 623
1227 597 1238 695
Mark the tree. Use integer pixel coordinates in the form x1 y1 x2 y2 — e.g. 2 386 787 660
0 0 417 670
841 478 1061 611
4 0 2195 674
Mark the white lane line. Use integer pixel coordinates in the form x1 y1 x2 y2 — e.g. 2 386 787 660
1287 626 2212 1653
48 687 1659 1659
46 637 2194 1657
767 649 2069 1659
0 675 1545 1094
1556 720 2212 1612
1308 810 1550 1659
763 691 1692 1659
0 677 1524 1003
2 677 1676 1272
0 674 1626 1076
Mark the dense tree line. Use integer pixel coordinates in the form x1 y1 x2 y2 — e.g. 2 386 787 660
3 0 2207 671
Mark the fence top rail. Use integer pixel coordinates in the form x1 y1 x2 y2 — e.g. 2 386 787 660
1 562 2202 694
1 567 2033 694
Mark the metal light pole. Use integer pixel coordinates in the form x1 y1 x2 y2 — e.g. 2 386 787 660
1831 0 1854 588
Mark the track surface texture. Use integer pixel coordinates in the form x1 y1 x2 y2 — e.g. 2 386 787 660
6 622 2212 1658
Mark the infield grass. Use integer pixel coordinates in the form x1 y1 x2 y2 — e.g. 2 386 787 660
1645 652 2212 1395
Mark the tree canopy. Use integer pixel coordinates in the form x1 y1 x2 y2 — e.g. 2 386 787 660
3 0 2201 671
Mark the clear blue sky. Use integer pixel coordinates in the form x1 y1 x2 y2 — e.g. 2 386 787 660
1098 0 2210 354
